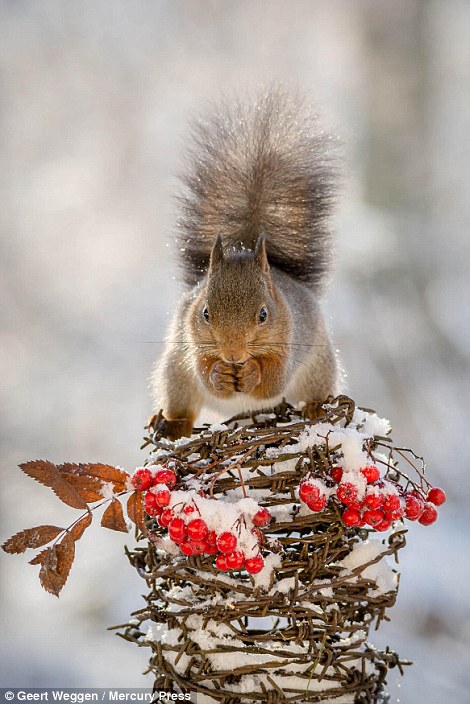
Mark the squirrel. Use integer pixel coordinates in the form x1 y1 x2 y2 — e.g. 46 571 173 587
151 88 341 440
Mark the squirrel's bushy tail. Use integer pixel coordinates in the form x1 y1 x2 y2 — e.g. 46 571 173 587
177 88 341 292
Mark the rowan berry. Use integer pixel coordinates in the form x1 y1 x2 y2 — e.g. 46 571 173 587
337 482 359 507
169 517 186 543
187 518 208 541
253 508 271 527
306 495 327 512
299 481 320 504
361 465 380 483
144 491 162 516
418 503 438 526
225 551 245 569
153 469 177 489
363 508 385 527
245 556 264 574
427 487 446 506
342 508 362 527
132 468 153 491
155 487 171 507
216 531 237 553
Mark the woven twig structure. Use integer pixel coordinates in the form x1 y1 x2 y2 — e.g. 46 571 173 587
119 397 410 703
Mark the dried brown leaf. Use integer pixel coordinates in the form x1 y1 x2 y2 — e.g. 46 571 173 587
29 547 51 565
126 491 147 534
20 459 61 488
19 460 87 510
80 463 129 491
101 499 128 533
52 475 88 510
38 533 75 596
60 473 103 503
2 525 64 554
69 512 93 541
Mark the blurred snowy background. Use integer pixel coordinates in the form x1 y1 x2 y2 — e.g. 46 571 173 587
1 0 469 700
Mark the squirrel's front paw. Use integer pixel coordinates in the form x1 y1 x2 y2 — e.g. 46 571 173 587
210 360 239 394
210 358 261 395
236 357 261 394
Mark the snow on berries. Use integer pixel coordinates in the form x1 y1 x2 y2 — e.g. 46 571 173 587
252 507 271 527
131 468 153 491
298 460 444 531
298 478 329 512
418 502 438 526
129 463 267 573
129 406 444 578
294 416 445 532
361 465 380 483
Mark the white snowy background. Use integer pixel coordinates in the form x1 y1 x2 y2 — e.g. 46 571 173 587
1 1 469 701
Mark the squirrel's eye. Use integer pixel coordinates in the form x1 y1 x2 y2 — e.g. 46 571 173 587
258 306 268 324
203 306 210 323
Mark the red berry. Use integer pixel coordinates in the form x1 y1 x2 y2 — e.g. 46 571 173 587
180 540 195 556
382 492 400 513
187 518 208 541
342 508 362 527
404 494 424 521
183 504 195 515
225 551 245 569
216 531 237 553
299 481 320 504
331 466 343 483
385 506 404 521
169 517 187 543
253 508 271 527
155 487 171 507
144 491 163 516
153 469 177 489
336 482 359 507
418 502 438 526
158 508 174 528
363 508 385 527
215 554 229 571
132 468 153 491
361 465 380 483
306 495 327 512
427 487 446 506
374 518 392 532
364 489 384 509
206 530 217 546
204 542 218 555
245 555 265 574
189 539 208 554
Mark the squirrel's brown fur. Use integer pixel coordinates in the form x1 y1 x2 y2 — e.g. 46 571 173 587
177 89 339 292
152 88 341 440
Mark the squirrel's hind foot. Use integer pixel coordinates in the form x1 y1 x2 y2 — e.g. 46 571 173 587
302 400 328 421
148 411 194 442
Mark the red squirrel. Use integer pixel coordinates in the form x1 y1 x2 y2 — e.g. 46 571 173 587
151 89 341 440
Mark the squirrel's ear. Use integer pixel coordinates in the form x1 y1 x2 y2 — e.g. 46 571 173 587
209 234 224 270
254 235 270 274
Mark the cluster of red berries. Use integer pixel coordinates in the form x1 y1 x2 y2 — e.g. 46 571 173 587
131 467 270 574
299 465 446 532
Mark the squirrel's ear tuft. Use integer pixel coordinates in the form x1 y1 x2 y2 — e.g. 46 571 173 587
254 235 270 274
209 234 224 270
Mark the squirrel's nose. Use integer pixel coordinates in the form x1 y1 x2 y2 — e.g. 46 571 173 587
220 349 250 365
